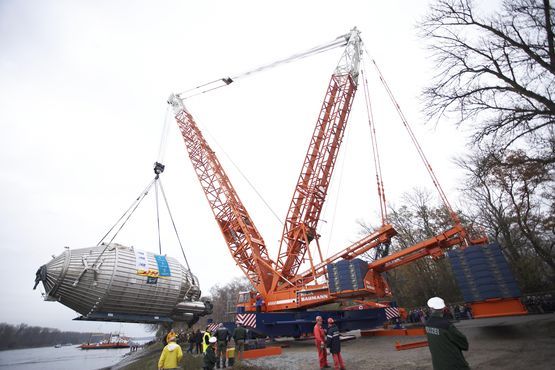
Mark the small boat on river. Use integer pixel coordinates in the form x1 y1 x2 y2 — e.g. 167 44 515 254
80 333 130 350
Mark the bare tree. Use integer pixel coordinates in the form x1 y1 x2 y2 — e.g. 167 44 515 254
420 0 555 164
360 189 467 307
457 148 555 290
197 277 252 326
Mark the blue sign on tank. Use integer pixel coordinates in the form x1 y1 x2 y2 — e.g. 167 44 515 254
155 255 172 277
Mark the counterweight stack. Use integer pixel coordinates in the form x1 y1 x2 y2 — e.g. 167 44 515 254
34 244 212 324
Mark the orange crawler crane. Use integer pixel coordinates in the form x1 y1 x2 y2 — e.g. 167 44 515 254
168 28 525 336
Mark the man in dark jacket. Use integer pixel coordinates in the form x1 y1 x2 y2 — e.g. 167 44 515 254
255 294 264 313
186 331 194 354
326 318 345 370
203 337 218 370
214 325 231 368
425 296 470 370
232 323 247 362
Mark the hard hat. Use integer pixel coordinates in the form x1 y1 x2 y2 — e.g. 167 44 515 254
327 317 334 324
427 296 446 310
209 336 217 344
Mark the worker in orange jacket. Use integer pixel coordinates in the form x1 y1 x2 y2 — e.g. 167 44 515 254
313 315 330 369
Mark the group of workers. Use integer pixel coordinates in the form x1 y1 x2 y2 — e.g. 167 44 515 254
313 296 469 370
408 302 473 323
159 295 469 370
314 315 345 370
157 323 247 370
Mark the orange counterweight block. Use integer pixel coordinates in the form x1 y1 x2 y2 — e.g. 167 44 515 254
470 297 527 318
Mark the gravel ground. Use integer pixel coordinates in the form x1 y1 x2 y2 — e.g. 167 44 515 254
242 314 555 370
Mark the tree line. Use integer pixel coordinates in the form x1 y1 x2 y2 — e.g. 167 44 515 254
0 323 99 350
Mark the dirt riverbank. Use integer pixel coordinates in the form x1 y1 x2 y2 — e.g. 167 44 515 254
113 314 555 370
245 314 555 370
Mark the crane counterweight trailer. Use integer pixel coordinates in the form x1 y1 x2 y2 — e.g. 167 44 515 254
232 308 388 339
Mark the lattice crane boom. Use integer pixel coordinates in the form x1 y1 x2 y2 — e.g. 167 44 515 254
273 28 362 289
168 95 276 296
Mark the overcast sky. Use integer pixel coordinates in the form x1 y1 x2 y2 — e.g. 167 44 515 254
0 0 498 337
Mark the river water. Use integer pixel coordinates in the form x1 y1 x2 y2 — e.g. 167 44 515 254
0 345 130 370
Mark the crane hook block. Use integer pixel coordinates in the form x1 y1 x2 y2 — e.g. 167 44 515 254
154 162 165 175
222 77 233 85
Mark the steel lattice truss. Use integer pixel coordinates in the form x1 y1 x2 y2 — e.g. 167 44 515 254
173 104 275 295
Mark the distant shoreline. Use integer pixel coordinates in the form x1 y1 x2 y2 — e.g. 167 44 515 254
0 344 69 351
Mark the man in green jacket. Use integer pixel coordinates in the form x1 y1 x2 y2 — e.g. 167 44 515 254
425 296 470 370
232 323 247 362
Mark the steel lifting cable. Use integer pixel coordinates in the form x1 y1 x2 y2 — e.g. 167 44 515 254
158 179 192 272
155 180 162 255
154 104 189 262
200 121 283 225
92 178 156 266
231 37 348 80
96 179 156 247
152 164 186 265
177 34 349 100
157 106 171 164
360 66 388 225
91 106 188 267
155 106 169 256
363 48 462 228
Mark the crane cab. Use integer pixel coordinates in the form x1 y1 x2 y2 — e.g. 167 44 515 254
236 291 256 313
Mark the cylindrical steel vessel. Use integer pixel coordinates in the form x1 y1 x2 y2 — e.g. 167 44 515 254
34 243 212 324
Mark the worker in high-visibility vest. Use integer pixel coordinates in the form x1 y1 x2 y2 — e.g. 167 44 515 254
202 326 212 353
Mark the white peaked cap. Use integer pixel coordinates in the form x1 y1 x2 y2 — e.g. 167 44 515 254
427 296 446 310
